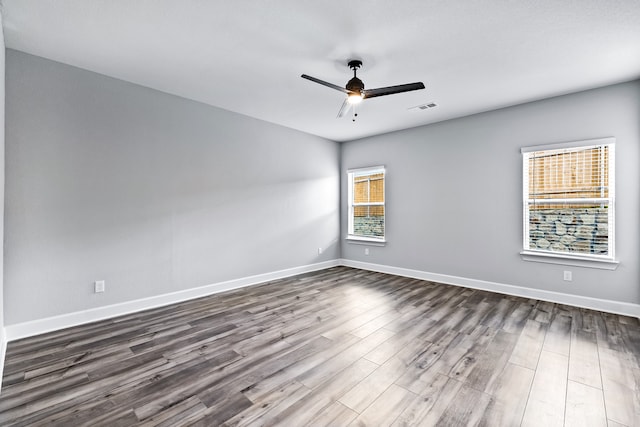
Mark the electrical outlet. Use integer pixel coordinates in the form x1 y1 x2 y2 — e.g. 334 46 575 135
94 280 105 293
318 247 323 255
563 271 572 282
365 248 370 256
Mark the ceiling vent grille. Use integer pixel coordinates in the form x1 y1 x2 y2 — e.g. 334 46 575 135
409 102 438 111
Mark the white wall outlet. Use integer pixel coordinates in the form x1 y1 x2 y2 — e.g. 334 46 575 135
563 271 572 282
94 280 106 293
318 247 323 255
365 248 370 256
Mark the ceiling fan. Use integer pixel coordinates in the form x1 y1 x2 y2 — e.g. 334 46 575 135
301 60 425 120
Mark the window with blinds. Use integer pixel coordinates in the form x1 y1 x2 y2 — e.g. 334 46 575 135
347 166 385 241
522 138 614 259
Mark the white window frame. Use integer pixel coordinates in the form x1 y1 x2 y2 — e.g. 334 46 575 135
347 166 386 243
520 137 618 270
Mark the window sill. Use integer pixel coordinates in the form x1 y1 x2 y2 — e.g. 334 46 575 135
520 250 619 270
346 235 387 246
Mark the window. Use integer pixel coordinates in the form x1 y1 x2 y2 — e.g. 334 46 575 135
347 166 385 242
522 138 615 262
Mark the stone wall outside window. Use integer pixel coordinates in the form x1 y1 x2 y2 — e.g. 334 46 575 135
528 207 608 255
353 216 384 238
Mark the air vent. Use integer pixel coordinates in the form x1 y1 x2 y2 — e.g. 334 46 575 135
409 102 438 112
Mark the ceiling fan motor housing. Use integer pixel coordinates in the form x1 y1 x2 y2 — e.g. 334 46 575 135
346 60 364 93
346 77 364 93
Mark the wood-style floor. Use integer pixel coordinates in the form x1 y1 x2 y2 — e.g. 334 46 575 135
1 267 639 426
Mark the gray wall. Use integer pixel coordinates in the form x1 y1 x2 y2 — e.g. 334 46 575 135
4 47 639 327
4 50 340 325
0 15 5 339
341 80 640 305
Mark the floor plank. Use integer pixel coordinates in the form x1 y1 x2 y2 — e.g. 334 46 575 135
542 305 572 356
307 401 359 426
509 319 548 369
564 380 607 427
478 362 534 427
435 384 492 427
521 350 569 427
261 358 379 426
598 347 640 426
350 384 416 427
339 355 406 413
391 373 450 426
568 327 602 389
464 330 519 393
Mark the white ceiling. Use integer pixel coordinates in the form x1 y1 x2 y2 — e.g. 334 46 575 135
2 1 640 142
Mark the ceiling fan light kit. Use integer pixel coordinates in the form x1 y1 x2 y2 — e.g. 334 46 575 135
301 59 425 119
347 93 363 104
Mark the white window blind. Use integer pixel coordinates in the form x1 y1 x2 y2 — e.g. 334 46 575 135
522 138 614 260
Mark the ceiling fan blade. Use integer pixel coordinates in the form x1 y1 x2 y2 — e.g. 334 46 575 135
337 98 352 118
363 82 425 99
301 74 350 94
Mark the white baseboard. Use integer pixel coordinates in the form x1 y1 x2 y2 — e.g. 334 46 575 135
4 258 639 344
340 259 640 319
4 260 340 342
